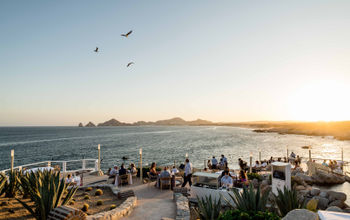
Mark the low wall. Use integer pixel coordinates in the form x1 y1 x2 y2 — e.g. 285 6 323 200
174 193 190 220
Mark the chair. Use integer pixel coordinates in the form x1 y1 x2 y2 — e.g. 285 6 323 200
147 172 158 187
120 174 129 186
160 177 172 191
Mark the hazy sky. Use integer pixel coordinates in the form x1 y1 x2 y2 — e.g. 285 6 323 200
1 1 350 126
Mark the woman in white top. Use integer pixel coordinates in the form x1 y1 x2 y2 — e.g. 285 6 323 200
221 171 233 187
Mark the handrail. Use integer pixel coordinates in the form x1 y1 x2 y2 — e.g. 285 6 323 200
0 158 98 174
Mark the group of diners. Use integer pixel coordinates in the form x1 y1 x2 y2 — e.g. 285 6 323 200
207 154 228 170
107 163 137 186
217 167 250 188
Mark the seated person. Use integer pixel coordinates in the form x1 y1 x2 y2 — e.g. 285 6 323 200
149 162 158 178
207 160 212 169
109 165 119 178
129 163 137 175
119 164 127 176
171 166 179 175
322 160 328 167
160 166 171 178
239 169 249 186
221 171 233 187
261 160 267 167
290 151 296 158
65 174 73 184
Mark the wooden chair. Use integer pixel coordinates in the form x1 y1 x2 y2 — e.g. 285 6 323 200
120 174 129 186
147 172 158 187
160 177 172 191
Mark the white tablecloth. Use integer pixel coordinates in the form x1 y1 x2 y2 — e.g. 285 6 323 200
114 173 132 186
318 210 350 220
24 167 54 174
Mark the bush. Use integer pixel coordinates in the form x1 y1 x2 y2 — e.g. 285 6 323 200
2 170 22 198
17 170 77 220
194 195 221 220
82 203 89 212
95 189 103 196
273 186 305 217
218 210 280 220
247 173 262 181
223 183 270 213
97 200 103 206
85 187 93 192
84 195 90 200
110 204 117 210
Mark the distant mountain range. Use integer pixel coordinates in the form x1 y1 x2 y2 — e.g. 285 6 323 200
80 117 214 127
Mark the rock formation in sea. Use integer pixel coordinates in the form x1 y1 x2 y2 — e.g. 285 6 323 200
78 122 83 127
85 122 96 127
97 119 128 126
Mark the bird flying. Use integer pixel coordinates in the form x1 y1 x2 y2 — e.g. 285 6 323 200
127 62 134 67
94 47 99 53
121 30 133 37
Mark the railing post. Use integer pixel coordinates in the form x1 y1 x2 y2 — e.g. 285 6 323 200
18 166 22 171
95 160 98 172
11 150 14 171
62 162 67 172
82 159 86 170
47 161 51 167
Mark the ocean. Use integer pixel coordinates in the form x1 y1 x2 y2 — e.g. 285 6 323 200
1 126 350 171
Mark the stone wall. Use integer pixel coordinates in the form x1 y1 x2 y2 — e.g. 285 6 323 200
174 193 190 220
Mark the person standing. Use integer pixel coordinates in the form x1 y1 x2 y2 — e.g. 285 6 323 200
212 156 218 169
182 159 192 187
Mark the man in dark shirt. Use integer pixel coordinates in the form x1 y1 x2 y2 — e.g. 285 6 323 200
119 164 127 175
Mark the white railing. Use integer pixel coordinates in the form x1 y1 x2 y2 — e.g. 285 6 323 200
0 159 98 174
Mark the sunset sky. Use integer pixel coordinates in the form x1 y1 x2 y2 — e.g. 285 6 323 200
1 1 350 126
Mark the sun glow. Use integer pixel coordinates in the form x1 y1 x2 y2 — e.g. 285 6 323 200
288 80 350 121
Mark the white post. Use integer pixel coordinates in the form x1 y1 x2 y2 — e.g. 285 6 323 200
11 150 14 171
342 147 344 174
259 151 261 162
47 161 51 167
287 146 289 161
185 153 188 159
62 162 67 172
139 148 143 183
249 152 253 173
308 146 312 176
98 144 101 171
82 159 86 170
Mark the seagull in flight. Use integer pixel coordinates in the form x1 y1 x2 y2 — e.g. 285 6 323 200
94 47 99 53
121 30 133 38
127 62 134 67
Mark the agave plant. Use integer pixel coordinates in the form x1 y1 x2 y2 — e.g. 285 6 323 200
273 186 305 217
1 170 22 198
194 195 222 220
0 172 7 196
223 183 270 212
17 170 78 220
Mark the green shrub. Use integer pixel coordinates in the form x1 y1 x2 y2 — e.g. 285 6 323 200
17 170 78 220
194 195 221 220
84 195 90 200
85 187 93 192
247 173 262 181
96 200 103 206
223 183 270 213
218 210 280 220
110 204 117 210
273 186 305 217
2 170 22 198
0 173 7 196
82 203 89 212
95 189 103 196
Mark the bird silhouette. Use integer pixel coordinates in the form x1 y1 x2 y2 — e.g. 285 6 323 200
127 62 134 67
121 30 133 38
94 47 99 53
